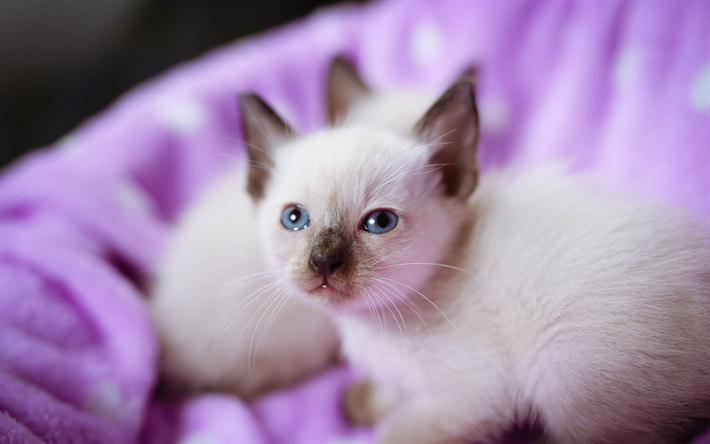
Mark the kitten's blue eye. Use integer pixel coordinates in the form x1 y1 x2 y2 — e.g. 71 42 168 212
281 205 310 231
363 210 398 234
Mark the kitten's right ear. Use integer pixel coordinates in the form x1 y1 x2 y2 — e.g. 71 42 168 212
239 93 296 201
326 56 371 126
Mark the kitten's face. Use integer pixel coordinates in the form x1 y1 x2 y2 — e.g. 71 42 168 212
239 62 479 313
256 127 467 312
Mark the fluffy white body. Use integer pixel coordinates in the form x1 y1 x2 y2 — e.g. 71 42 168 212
151 58 710 442
338 167 710 443
246 62 710 442
257 122 710 443
150 158 340 398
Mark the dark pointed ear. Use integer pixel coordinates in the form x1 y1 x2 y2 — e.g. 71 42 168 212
454 65 479 84
413 81 480 201
239 93 296 201
326 56 371 126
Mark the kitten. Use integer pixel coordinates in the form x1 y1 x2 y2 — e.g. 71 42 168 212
149 58 442 398
151 57 710 443
149 58 438 398
237 60 710 443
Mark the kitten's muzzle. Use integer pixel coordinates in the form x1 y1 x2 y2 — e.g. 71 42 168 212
310 254 344 277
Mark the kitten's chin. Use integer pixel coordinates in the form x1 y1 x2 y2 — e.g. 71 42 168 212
290 279 361 313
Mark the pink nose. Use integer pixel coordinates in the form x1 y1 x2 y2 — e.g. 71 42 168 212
310 254 343 277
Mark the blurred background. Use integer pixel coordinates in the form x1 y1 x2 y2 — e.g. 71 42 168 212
0 0 363 168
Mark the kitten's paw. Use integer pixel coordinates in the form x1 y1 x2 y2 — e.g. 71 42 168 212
341 380 399 426
342 380 379 426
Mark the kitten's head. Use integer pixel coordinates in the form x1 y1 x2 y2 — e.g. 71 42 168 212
239 59 479 312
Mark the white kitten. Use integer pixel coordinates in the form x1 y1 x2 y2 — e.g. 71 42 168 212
149 58 440 398
239 61 710 443
151 58 709 443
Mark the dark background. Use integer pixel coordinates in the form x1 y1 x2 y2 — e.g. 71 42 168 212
0 0 362 169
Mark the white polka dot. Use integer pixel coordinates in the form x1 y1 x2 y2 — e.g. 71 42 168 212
329 437 367 444
688 61 710 111
410 21 444 66
479 96 510 133
180 432 221 444
84 380 124 422
613 47 640 88
158 98 209 134
115 181 152 216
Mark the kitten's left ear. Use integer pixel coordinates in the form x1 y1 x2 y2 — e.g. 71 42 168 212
454 65 479 84
326 56 371 126
413 80 480 201
239 93 297 201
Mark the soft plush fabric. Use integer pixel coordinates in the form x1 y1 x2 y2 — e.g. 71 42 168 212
1 1 709 443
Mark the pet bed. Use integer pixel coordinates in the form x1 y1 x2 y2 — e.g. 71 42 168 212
1 1 709 443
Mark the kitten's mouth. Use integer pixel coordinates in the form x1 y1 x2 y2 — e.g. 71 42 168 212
318 276 331 289
292 272 355 307
306 278 352 306
314 278 335 292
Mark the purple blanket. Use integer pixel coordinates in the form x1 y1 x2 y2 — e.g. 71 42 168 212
1 1 709 443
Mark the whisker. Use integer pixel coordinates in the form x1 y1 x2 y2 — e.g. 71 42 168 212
217 270 281 291
232 284 285 364
211 275 280 306
372 285 403 336
210 241 286 261
372 277 415 307
362 289 376 324
375 279 438 354
261 289 293 335
375 164 449 191
211 319 235 362
378 161 448 186
369 290 384 336
374 284 406 335
252 290 293 373
376 262 472 276
190 271 281 314
371 137 454 196
210 279 285 348
363 250 399 269
242 159 275 171
248 286 289 384
379 277 458 332
228 279 285 325
188 253 277 264
378 133 454 185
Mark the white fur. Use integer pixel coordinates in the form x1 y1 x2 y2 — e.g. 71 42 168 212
254 124 709 442
337 166 710 443
150 160 339 398
345 89 438 135
151 81 710 443
148 88 437 398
